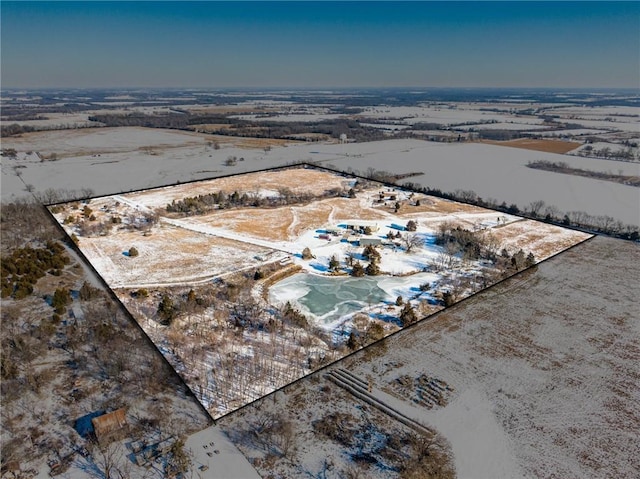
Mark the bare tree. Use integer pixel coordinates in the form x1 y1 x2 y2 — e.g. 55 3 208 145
527 200 546 217
90 441 131 479
402 233 423 253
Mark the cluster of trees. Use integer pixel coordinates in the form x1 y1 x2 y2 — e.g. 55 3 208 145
166 185 345 216
166 190 259 214
578 144 637 161
342 244 383 277
1 241 70 299
498 248 536 272
2 200 68 251
435 223 496 262
88 112 190 129
1 123 37 137
398 180 639 241
51 287 71 315
1 203 210 472
399 303 418 326
88 111 391 142
527 160 640 187
345 320 386 350
68 209 157 238
307 404 453 479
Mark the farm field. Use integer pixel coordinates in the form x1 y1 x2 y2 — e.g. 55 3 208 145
2 88 638 478
49 166 591 418
480 138 582 154
3 130 639 227
218 235 640 479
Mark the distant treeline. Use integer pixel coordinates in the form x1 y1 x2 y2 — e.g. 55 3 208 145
88 112 389 142
526 160 640 187
402 182 639 241
326 165 639 241
166 185 350 216
1 123 38 137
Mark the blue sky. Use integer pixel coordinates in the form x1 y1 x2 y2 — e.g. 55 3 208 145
1 1 638 89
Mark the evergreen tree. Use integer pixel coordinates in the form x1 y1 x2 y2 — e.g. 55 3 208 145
329 255 340 272
366 259 380 276
157 294 175 325
400 303 417 326
351 261 365 277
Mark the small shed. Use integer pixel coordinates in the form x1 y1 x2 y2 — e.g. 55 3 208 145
360 237 383 247
92 408 128 444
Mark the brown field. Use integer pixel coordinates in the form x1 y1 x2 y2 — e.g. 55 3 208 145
480 138 582 154
395 195 490 216
193 132 303 149
194 207 296 241
78 224 273 287
187 196 390 241
127 168 353 209
490 219 591 259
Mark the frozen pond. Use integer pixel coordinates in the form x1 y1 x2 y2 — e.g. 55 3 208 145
269 272 438 328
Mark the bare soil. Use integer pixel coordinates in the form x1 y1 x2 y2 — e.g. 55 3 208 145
479 138 582 154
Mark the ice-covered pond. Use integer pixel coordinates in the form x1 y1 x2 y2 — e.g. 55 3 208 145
269 272 439 328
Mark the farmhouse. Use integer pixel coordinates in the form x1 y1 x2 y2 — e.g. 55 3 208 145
345 223 380 234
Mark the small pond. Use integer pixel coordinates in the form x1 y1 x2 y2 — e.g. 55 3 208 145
269 272 437 327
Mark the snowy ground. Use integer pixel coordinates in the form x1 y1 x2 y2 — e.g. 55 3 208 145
219 235 640 479
3 129 638 226
48 167 591 422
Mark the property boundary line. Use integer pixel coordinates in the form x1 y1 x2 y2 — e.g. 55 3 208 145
41 162 598 423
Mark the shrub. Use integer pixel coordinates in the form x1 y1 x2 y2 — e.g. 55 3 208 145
128 246 139 257
137 288 149 298
442 291 456 307
400 303 418 326
365 259 380 276
351 261 365 277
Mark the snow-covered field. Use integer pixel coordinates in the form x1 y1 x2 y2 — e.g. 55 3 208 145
48 167 591 421
3 129 638 226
